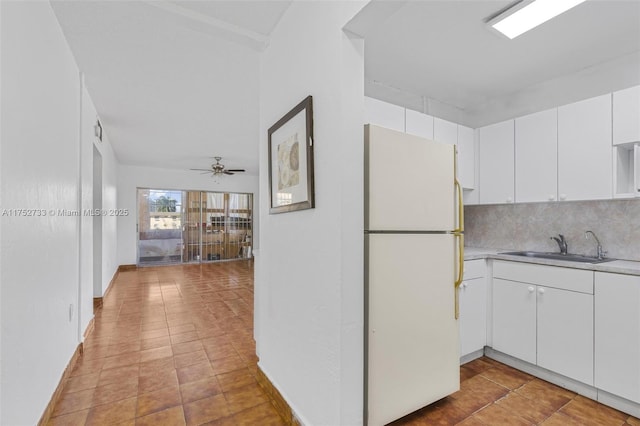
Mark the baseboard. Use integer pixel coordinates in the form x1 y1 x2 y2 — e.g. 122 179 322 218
460 348 484 365
93 297 103 312
118 264 137 272
83 317 95 340
484 347 640 418
598 389 640 418
485 347 597 399
37 343 83 426
256 365 303 426
93 266 128 313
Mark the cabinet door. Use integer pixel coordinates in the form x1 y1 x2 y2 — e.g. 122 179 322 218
458 125 475 190
405 109 434 140
558 94 612 201
595 272 640 403
364 96 405 132
613 85 640 145
492 278 536 364
479 120 515 204
434 117 458 146
459 277 486 358
537 286 594 385
515 109 558 202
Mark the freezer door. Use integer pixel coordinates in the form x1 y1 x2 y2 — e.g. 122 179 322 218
365 124 456 231
366 233 460 426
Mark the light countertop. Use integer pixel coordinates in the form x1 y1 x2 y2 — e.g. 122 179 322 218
464 246 640 276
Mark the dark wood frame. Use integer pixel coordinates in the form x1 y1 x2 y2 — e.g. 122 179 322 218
268 95 315 214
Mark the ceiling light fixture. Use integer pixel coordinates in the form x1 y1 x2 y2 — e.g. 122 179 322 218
489 0 587 39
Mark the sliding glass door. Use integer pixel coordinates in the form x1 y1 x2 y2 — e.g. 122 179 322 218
137 188 253 266
137 189 184 265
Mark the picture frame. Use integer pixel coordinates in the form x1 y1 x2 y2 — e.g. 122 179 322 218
268 95 315 214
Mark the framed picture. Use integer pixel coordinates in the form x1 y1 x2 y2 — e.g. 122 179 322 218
268 95 315 214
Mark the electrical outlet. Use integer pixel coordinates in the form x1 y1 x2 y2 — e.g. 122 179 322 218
69 303 74 322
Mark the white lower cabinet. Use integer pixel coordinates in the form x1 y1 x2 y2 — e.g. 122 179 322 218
537 286 593 385
492 261 594 385
459 260 486 358
595 272 640 404
492 278 536 364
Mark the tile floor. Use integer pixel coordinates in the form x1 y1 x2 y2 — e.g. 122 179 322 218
391 357 640 426
48 260 285 426
48 260 640 426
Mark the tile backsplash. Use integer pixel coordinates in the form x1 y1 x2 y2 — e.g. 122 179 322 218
464 199 640 261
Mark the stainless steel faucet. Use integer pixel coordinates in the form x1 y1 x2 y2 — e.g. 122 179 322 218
550 234 568 255
585 230 606 259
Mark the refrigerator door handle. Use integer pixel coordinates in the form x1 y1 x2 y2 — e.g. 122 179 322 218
454 232 464 319
454 178 464 319
454 178 464 234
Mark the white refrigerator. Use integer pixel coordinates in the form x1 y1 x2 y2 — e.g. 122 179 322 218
365 124 464 426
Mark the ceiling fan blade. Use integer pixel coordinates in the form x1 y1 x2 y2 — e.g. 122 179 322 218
224 171 235 175
190 168 213 172
226 169 245 172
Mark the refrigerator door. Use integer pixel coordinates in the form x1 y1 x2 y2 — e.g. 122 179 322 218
366 233 460 426
365 124 456 232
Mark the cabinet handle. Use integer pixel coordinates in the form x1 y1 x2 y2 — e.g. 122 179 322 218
528 286 535 293
559 194 567 201
548 194 555 201
506 197 513 203
538 288 545 294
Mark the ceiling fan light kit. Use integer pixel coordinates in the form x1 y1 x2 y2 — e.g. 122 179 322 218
190 156 246 177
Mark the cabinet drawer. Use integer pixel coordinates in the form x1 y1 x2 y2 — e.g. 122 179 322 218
464 260 485 280
493 261 593 294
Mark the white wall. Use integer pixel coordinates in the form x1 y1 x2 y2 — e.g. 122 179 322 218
116 164 258 265
1 2 82 423
256 2 365 425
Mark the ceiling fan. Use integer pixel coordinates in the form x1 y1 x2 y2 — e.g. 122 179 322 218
190 157 246 176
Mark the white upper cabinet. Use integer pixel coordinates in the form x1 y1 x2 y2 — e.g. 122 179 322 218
405 109 434 140
613 85 640 145
515 108 558 202
434 117 458 146
558 94 612 201
457 125 475 190
479 120 515 204
364 96 405 132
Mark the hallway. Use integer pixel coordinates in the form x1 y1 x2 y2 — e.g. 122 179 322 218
45 260 640 425
48 260 284 425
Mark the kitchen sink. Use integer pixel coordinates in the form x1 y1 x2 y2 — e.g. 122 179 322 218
499 251 615 264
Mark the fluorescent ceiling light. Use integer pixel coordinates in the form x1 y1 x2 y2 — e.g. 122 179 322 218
491 0 587 39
